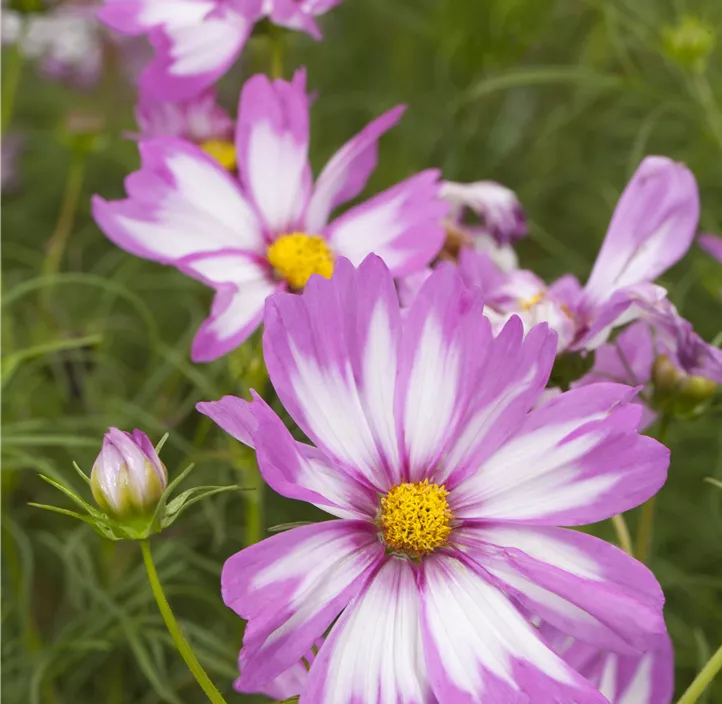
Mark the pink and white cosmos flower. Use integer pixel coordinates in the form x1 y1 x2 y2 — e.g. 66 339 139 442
198 255 670 703
543 625 674 704
457 156 699 353
97 0 344 100
92 70 447 362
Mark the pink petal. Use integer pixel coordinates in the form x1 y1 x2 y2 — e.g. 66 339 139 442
451 383 669 525
699 233 722 263
441 317 558 488
304 105 406 232
223 520 383 692
545 626 674 704
395 264 491 482
300 557 433 704
140 12 253 101
418 553 608 703
456 524 666 653
263 255 404 490
326 170 448 276
584 156 699 304
92 137 264 262
236 69 312 235
197 393 378 519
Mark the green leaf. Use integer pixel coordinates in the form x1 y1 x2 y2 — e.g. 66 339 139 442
72 461 91 486
161 485 242 528
36 474 102 517
267 521 315 533
704 477 722 490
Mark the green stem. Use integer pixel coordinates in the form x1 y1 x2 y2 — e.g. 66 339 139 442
635 415 671 563
677 641 722 704
691 73 722 152
139 540 228 704
270 34 284 79
610 513 633 555
43 151 86 279
2 36 24 134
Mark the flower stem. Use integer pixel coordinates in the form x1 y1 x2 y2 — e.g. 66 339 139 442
635 415 671 563
610 513 633 554
43 151 86 279
677 641 722 704
270 33 284 79
139 540 228 704
2 36 24 134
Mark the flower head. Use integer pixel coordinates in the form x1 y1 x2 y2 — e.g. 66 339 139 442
90 428 167 519
98 0 344 100
199 255 669 702
93 69 447 362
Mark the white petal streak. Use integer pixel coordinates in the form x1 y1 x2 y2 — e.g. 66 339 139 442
361 302 400 469
403 315 460 474
421 555 572 698
301 558 431 704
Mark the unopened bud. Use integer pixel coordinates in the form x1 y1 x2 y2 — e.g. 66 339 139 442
652 354 685 391
90 428 167 519
662 16 715 74
678 375 717 406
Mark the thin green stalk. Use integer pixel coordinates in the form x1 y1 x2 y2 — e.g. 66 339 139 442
610 513 633 555
635 415 671 563
2 37 24 134
690 73 722 152
270 34 284 79
139 540 228 704
677 641 722 704
43 151 86 279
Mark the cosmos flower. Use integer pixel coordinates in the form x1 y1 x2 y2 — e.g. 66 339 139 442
133 89 236 169
542 624 674 704
699 233 722 263
3 4 104 87
456 156 699 354
92 69 446 362
440 179 526 271
198 255 669 703
97 0 344 100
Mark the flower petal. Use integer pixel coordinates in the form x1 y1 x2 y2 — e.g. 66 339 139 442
451 382 669 524
223 520 383 692
440 317 557 488
547 628 674 704
92 137 264 263
456 523 666 653
197 393 378 519
584 156 699 304
301 557 433 704
699 233 722 263
326 170 448 276
304 105 406 232
419 553 608 703
236 69 312 234
140 12 253 101
263 255 403 490
396 264 491 482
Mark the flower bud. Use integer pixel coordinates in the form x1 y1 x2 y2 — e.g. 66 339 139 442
652 354 684 392
662 16 715 74
90 428 167 519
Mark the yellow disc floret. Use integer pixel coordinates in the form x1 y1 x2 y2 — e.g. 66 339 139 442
380 480 453 557
200 139 237 171
519 291 545 311
267 233 334 290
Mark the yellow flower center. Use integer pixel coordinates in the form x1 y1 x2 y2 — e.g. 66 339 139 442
200 139 237 171
380 480 453 557
519 291 545 310
267 233 334 290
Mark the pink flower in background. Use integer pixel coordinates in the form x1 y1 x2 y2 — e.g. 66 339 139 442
455 157 699 354
441 179 526 271
199 255 669 702
3 4 104 87
1 133 23 194
93 69 447 362
98 0 344 100
699 233 722 262
542 625 674 704
133 89 236 168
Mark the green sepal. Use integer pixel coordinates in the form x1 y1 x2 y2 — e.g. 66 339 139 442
267 521 315 533
32 458 248 541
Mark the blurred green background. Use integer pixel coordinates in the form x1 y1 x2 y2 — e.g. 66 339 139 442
3 0 722 702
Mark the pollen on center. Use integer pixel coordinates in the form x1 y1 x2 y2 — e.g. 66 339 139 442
519 290 545 311
267 233 334 290
200 139 237 171
380 480 453 557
